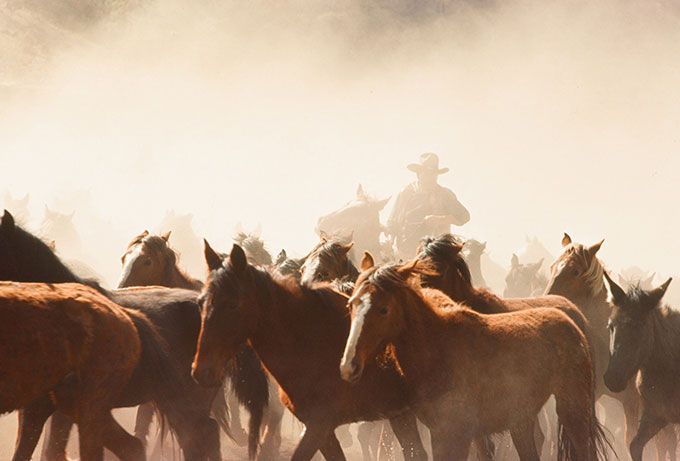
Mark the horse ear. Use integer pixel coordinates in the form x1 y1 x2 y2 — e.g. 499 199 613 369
561 233 572 247
481 241 487 250
339 242 354 256
319 230 329 241
48 240 56 250
646 272 656 286
511 254 519 267
376 196 391 211
396 258 419 278
1 210 15 232
361 251 375 272
275 249 287 265
648 278 672 308
161 231 171 242
586 239 604 261
603 271 626 306
229 244 248 273
356 184 365 198
204 239 224 272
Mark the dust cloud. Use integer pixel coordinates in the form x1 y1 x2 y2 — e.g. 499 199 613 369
1 0 679 455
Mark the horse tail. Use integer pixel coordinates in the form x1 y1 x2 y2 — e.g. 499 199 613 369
226 344 269 460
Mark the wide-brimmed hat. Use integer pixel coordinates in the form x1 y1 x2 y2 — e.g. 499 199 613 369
407 153 449 175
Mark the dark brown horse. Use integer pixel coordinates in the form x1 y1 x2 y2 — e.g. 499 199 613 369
603 272 677 461
118 229 203 290
0 210 268 461
0 281 156 461
192 242 428 461
300 236 357 288
341 254 610 460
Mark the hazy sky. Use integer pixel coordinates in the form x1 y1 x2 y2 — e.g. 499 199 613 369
2 0 679 286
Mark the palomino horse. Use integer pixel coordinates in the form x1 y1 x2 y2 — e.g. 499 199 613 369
0 282 153 461
315 184 390 264
603 272 677 461
192 242 428 461
0 211 267 461
340 253 611 460
504 254 547 298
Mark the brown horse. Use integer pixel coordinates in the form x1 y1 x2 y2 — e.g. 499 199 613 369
340 254 610 460
192 242 428 461
118 229 203 290
300 236 357 288
0 282 149 461
603 272 677 461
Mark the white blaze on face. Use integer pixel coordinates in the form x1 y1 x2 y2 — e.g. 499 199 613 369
340 292 372 380
117 245 142 287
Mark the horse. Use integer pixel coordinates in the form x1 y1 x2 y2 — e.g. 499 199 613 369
192 242 428 461
460 238 507 293
516 235 555 278
0 281 155 461
118 229 203 290
544 234 644 448
416 234 597 457
504 253 547 298
340 253 611 460
273 248 305 280
0 210 268 461
315 184 390 264
603 272 678 461
300 236 357 288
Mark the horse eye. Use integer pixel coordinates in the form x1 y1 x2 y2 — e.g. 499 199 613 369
379 307 388 315
571 268 579 276
143 258 152 266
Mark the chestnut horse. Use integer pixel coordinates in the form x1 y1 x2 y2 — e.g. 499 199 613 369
340 254 611 460
0 210 268 461
0 281 161 461
192 242 428 461
603 272 677 461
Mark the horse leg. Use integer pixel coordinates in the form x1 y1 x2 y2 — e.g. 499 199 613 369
630 414 667 461
76 412 108 461
261 393 285 460
164 404 221 461
101 412 145 461
622 385 642 447
510 419 540 461
377 422 396 461
42 412 74 461
133 403 155 449
356 422 376 461
430 425 472 461
655 424 677 461
292 420 334 461
388 413 428 461
226 387 248 445
319 432 347 461
472 436 495 461
13 396 56 461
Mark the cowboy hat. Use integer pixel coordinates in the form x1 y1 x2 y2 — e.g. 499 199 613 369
407 153 449 175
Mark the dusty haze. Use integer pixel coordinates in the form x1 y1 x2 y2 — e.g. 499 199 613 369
1 0 679 456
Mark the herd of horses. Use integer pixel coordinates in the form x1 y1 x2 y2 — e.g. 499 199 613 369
0 194 679 461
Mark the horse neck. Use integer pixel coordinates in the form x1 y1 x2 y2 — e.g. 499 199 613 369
466 288 510 314
576 257 610 329
165 262 202 291
643 308 680 379
391 290 451 384
466 254 486 286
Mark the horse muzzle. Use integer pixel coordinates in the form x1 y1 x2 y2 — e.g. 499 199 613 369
603 368 628 393
340 358 364 384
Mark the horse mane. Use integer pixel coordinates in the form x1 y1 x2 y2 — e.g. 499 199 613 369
234 232 273 266
358 262 435 294
417 234 471 286
564 244 606 297
9 221 107 294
